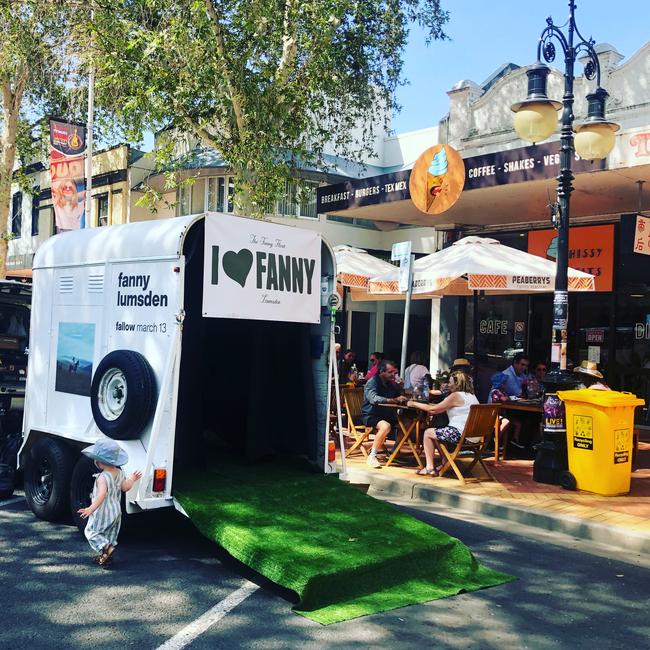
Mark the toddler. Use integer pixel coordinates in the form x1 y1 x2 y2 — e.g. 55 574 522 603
78 439 142 567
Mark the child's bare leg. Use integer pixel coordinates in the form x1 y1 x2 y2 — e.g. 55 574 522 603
510 419 524 448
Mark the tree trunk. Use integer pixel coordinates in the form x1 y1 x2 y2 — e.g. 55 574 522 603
0 116 19 280
1 74 25 280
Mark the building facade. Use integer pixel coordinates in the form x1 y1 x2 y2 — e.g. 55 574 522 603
318 41 650 415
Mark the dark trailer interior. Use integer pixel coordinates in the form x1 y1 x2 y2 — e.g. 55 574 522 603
173 219 333 472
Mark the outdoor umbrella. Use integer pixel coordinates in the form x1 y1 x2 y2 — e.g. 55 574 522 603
367 236 595 296
333 245 398 289
367 236 595 386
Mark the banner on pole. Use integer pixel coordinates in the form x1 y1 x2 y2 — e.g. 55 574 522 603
49 119 87 232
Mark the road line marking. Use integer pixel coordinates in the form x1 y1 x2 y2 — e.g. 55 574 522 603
0 496 24 507
156 581 259 650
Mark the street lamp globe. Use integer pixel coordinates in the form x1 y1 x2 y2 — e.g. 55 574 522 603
574 122 617 160
573 88 619 160
511 63 562 144
512 102 559 143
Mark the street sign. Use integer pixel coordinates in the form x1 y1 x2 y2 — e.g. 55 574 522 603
391 240 412 261
398 262 411 292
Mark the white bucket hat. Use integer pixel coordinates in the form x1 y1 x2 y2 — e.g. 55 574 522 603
82 440 129 467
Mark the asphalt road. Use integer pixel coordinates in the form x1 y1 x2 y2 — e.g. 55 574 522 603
1 491 649 649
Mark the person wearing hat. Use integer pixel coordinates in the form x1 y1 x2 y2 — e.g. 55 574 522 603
574 360 611 391
450 358 472 373
77 439 142 567
489 372 524 451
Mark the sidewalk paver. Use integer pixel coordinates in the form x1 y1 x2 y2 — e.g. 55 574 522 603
340 441 650 553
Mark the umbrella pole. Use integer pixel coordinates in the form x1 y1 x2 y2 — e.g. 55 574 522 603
399 254 415 378
473 290 479 390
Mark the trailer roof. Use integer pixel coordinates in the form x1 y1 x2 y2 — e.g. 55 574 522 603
33 215 203 269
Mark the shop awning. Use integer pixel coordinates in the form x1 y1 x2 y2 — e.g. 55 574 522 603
317 127 650 229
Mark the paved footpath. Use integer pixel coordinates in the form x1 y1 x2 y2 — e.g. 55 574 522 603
343 440 650 555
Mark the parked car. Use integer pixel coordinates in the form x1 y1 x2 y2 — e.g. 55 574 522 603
0 280 31 414
0 280 31 498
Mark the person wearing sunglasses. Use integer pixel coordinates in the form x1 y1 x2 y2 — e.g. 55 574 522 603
527 362 547 399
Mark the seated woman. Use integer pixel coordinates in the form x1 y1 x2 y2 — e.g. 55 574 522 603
407 370 478 476
403 350 430 392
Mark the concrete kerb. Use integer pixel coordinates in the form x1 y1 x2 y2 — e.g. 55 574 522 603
344 467 650 556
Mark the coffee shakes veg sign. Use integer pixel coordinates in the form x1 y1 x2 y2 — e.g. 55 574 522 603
202 214 321 324
464 141 605 189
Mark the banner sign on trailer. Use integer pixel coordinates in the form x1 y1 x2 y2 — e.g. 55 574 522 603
49 119 87 232
202 214 322 323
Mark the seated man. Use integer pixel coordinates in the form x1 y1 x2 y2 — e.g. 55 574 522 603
502 353 530 397
361 359 408 468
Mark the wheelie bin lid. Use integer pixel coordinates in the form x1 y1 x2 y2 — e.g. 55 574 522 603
557 389 645 407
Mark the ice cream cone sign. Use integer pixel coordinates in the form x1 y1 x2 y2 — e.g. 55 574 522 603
409 144 465 215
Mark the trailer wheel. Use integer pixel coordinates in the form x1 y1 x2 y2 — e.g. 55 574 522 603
91 350 156 440
24 438 74 521
70 455 96 532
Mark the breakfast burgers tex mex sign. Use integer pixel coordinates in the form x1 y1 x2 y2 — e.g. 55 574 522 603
203 214 321 323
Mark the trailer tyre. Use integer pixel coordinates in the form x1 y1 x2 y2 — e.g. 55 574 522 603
70 455 97 532
91 350 156 440
24 438 74 521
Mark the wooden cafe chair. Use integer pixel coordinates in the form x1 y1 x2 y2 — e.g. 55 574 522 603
342 387 375 458
438 403 499 485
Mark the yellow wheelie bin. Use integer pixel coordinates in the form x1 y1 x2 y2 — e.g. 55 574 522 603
557 389 644 495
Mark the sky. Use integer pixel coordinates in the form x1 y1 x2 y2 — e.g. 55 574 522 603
391 0 649 134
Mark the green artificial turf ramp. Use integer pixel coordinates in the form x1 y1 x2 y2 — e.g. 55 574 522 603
174 457 513 624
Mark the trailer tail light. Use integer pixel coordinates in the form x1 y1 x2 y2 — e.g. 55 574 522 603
328 440 336 463
153 469 166 493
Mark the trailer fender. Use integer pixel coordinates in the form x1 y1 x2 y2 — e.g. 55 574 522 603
90 350 157 440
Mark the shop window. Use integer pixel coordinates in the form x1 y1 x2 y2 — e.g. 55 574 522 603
276 180 318 219
96 193 109 226
206 176 234 213
11 192 22 238
326 215 377 230
177 183 192 216
466 294 529 401
31 188 39 236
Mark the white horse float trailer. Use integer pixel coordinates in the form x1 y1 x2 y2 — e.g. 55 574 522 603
19 213 337 526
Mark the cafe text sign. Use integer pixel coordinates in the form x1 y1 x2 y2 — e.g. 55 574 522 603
203 214 321 323
528 224 614 292
464 141 604 190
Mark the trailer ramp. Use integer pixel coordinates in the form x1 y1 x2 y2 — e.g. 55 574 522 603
173 456 513 625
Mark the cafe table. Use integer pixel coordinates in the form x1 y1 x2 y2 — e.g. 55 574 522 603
493 398 544 461
378 403 427 469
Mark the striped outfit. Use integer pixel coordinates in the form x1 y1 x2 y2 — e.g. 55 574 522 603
84 469 123 553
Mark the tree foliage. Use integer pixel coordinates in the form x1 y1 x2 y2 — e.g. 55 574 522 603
0 0 83 277
87 0 449 214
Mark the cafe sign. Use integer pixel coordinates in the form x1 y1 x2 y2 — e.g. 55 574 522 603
464 141 604 190
528 224 614 292
633 214 650 256
202 214 321 323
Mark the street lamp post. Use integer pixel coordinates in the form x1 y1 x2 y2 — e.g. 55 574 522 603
511 1 619 485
